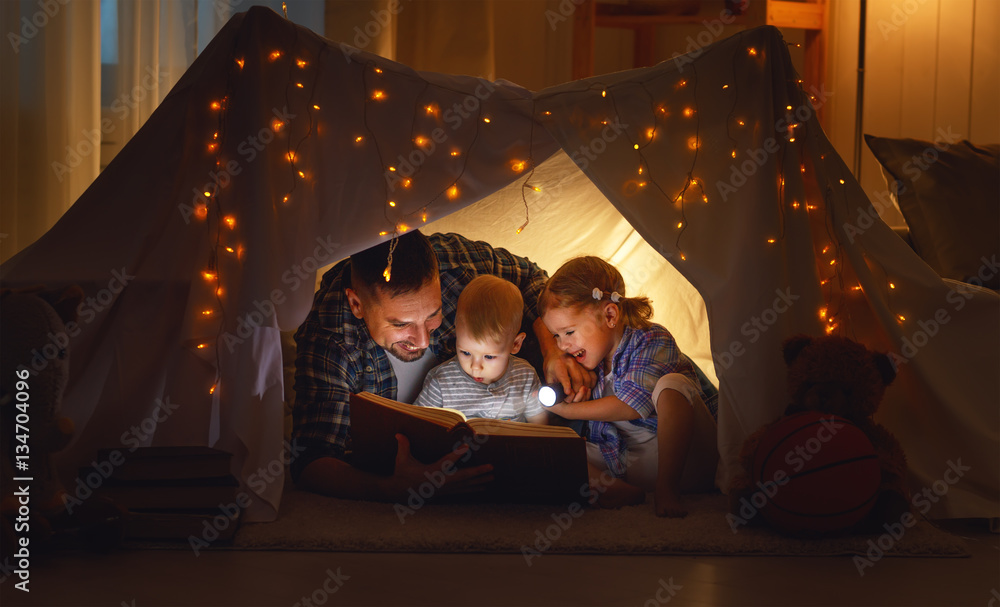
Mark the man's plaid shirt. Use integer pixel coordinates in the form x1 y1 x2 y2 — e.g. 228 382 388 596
291 233 548 480
587 324 719 476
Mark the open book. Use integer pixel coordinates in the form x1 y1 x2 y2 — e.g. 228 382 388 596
349 392 588 503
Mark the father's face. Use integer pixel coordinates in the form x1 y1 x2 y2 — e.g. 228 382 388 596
346 278 443 362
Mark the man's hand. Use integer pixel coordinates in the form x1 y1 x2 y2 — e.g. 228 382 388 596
534 317 595 402
384 434 494 502
543 352 595 403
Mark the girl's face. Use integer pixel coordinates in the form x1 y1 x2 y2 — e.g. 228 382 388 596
541 304 618 370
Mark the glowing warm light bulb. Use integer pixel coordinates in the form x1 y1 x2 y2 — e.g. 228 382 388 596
415 136 429 147
425 104 438 116
646 127 655 140
767 238 776 244
483 117 491 124
601 90 607 98
383 267 391 281
398 224 409 233
683 107 695 118
676 221 684 229
530 185 542 192
201 309 213 316
223 215 236 229
791 201 801 210
313 104 320 110
679 252 687 261
269 50 282 61
203 190 212 198
786 105 793 111
657 105 667 115
216 287 224 296
510 160 526 173
889 282 896 289
202 270 217 281
372 90 386 100
748 47 757 56
379 231 388 236
542 110 552 116
355 136 364 143
839 179 846 184
197 343 208 350
829 259 837 266
447 185 460 200
822 245 830 254
687 136 699 150
825 324 837 335
296 59 307 68
295 82 304 89
852 285 863 291
388 166 396 172
195 205 208 219
731 150 737 158
737 119 745 126
210 100 222 111
225 247 235 253
450 149 460 157
633 143 639 150
272 119 284 131
677 79 687 88
638 166 643 175
897 314 906 323
286 152 297 162
722 84 729 89
819 307 828 320
801 165 806 173
212 131 219 140
701 193 708 203
401 178 412 188
282 195 290 203
388 200 396 207
235 58 245 69
297 170 306 178
374 67 383 74
421 212 428 223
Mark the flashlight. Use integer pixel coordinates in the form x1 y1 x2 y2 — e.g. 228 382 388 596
538 383 566 407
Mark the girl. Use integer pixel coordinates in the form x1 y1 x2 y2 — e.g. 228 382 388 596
538 257 719 517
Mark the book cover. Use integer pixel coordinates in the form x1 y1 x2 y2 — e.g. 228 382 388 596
349 392 588 503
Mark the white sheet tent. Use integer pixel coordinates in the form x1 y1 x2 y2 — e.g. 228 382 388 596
3 7 997 523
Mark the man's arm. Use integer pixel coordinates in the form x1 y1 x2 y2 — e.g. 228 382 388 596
298 436 493 502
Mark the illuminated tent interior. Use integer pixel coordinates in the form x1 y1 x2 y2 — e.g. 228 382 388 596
2 6 996 523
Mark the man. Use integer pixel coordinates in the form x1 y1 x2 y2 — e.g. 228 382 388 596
292 230 590 501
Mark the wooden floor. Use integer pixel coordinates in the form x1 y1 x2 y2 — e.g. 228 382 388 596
3 520 997 606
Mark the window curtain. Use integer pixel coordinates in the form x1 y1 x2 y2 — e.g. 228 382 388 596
1 0 100 264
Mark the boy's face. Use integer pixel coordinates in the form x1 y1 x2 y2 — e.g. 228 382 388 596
455 319 525 385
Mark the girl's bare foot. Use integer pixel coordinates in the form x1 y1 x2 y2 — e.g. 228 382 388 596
654 486 687 517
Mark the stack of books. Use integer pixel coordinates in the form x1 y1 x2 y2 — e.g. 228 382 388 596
81 446 240 540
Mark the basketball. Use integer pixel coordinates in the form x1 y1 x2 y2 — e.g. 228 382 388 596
751 411 881 534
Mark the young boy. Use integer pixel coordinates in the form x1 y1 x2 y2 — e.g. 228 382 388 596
414 275 548 424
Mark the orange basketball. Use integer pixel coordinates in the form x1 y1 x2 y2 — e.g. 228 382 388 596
751 411 881 534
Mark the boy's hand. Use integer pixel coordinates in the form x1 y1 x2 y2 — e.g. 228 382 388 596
386 434 493 501
543 353 594 403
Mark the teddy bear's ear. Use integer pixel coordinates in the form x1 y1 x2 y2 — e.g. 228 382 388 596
873 352 897 386
36 286 85 325
782 334 813 366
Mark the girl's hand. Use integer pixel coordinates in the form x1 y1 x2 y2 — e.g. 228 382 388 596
543 352 595 402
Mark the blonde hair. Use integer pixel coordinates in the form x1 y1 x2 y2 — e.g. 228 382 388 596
457 275 524 344
538 256 653 330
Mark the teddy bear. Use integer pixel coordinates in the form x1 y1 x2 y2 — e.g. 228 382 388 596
728 334 910 534
1 286 123 557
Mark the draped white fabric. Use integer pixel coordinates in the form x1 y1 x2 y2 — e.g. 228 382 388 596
2 7 996 521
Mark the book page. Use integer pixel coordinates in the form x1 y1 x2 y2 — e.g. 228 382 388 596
356 392 467 427
465 418 580 437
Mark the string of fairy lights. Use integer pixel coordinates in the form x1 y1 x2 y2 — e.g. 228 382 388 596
188 22 906 396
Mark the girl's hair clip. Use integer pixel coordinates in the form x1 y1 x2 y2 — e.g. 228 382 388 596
610 291 621 303
592 288 603 300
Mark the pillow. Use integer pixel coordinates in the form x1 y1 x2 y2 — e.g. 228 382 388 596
864 135 999 290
